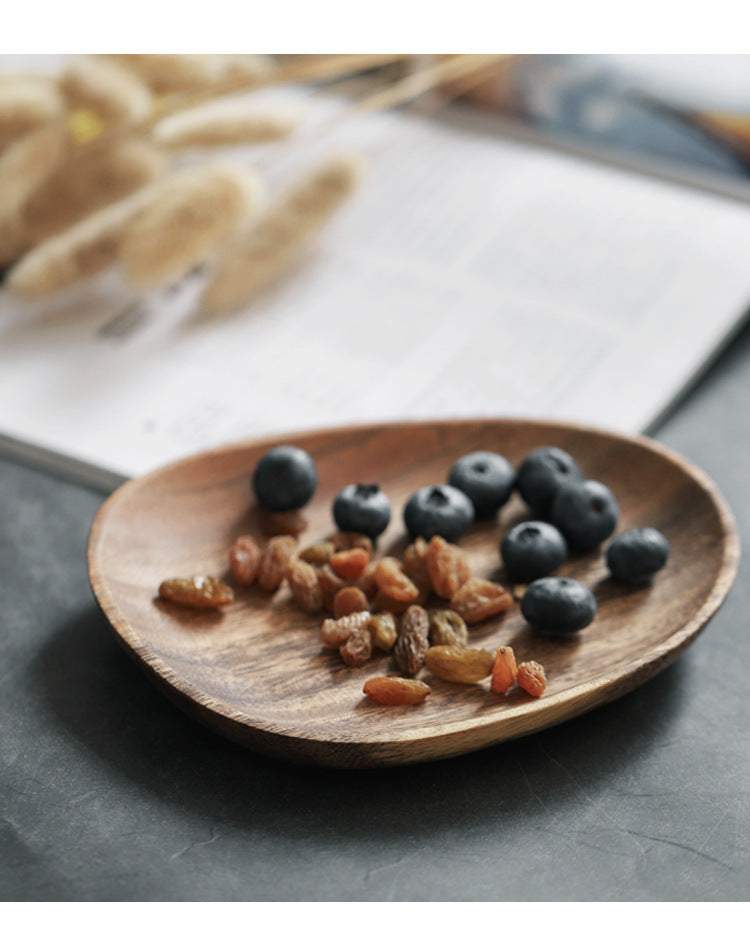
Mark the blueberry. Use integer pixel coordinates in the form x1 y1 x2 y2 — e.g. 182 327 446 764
606 527 669 585
448 450 515 519
333 483 391 539
516 446 584 518
521 576 597 635
551 479 618 551
500 520 567 582
403 484 474 541
252 445 317 511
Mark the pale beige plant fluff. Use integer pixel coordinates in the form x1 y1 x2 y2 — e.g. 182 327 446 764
0 75 65 147
60 56 152 125
201 152 362 314
0 125 67 264
105 54 269 95
118 163 264 289
21 137 167 245
153 100 298 149
7 188 153 298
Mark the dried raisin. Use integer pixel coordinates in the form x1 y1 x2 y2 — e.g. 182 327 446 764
158 575 234 609
299 541 335 565
320 610 371 649
330 531 373 554
426 535 471 598
375 557 420 603
428 608 469 647
368 612 398 652
229 535 262 586
363 677 430 705
517 660 547 697
490 646 517 694
318 563 346 611
287 558 324 613
401 537 432 592
450 577 513 624
333 585 370 619
424 645 494 683
257 535 298 591
339 622 372 667
394 604 429 675
329 546 370 582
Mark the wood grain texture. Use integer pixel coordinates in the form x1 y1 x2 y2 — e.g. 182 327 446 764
87 418 740 768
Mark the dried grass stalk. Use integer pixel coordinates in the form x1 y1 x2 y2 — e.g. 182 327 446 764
0 75 65 147
119 164 264 289
154 101 297 149
60 56 152 125
21 137 167 246
7 189 151 298
201 152 361 314
0 125 68 264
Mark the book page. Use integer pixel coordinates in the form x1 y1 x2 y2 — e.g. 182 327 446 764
2 93 750 490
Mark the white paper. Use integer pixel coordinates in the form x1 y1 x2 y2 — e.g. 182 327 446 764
2 93 750 491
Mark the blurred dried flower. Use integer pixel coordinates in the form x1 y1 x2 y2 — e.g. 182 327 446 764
0 75 65 147
21 136 167 246
119 164 263 289
201 152 362 313
153 100 298 150
0 125 67 264
7 188 151 297
60 56 152 125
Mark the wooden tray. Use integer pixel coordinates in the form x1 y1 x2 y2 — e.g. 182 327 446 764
87 418 739 768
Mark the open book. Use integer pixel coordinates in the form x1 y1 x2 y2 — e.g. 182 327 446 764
2 86 750 492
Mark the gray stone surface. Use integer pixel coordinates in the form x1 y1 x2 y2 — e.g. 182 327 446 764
1 324 749 901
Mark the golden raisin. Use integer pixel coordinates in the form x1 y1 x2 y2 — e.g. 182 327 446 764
426 536 471 598
333 585 370 619
329 546 370 582
299 541 336 566
320 610 371 649
375 557 420 603
517 660 547 697
450 577 513 624
363 677 430 706
287 558 324 613
158 575 234 609
257 535 298 591
424 645 494 684
394 604 429 675
318 563 346 611
229 535 262 586
330 531 373 554
355 560 379 598
490 646 518 694
428 609 469 647
339 622 372 667
401 537 432 591
371 587 428 615
368 612 398 652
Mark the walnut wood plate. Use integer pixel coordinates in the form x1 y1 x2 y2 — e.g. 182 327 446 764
88 418 739 768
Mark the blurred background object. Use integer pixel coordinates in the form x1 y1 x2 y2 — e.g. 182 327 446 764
462 54 750 184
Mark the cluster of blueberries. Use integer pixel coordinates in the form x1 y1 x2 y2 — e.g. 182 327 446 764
251 443 669 636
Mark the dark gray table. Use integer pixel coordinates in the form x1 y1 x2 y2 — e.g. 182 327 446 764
2 326 748 902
